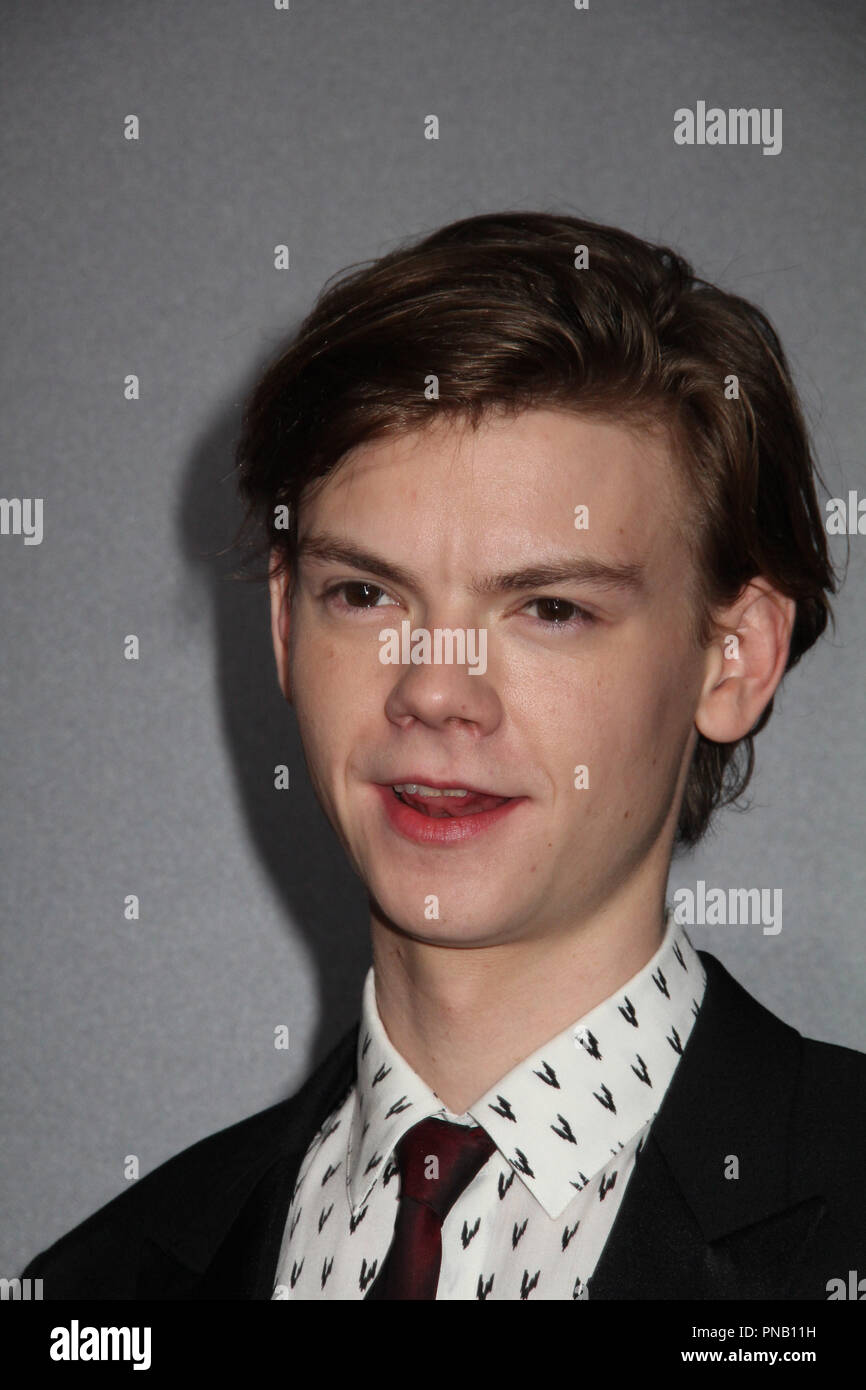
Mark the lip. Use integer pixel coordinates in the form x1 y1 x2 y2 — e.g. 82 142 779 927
373 783 527 845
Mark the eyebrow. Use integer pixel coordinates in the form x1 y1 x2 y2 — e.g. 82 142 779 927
296 532 646 598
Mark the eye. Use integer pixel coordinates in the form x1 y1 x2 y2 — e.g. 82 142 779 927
321 580 396 612
321 583 596 629
522 597 595 629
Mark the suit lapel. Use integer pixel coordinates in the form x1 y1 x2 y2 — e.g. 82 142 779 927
586 1130 825 1299
589 950 826 1299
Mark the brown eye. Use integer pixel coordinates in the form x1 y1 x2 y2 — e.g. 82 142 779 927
534 598 576 623
341 582 384 608
523 597 595 629
322 581 393 612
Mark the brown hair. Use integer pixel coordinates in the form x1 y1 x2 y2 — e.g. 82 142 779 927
232 210 837 847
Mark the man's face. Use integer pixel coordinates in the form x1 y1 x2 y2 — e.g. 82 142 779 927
272 408 710 948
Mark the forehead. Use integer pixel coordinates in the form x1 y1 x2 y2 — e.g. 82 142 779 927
300 409 690 575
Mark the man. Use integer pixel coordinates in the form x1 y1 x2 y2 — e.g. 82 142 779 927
22 211 865 1299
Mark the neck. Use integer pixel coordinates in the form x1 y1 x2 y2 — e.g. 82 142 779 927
369 878 669 1115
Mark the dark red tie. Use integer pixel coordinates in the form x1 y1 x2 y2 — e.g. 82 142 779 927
365 1116 497 1299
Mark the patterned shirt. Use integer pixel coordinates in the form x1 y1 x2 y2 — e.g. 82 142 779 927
272 910 706 1300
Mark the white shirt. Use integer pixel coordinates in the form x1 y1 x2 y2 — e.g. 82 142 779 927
273 910 706 1300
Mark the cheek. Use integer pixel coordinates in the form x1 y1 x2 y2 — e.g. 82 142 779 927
292 636 382 762
290 619 350 707
289 639 342 748
573 661 692 800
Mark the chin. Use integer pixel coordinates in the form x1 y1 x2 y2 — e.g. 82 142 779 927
372 889 520 947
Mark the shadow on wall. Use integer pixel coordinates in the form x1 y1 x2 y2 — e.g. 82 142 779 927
177 343 371 1089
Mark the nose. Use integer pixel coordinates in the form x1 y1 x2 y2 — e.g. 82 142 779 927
382 623 502 735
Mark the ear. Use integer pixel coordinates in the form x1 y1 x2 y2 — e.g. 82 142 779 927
269 549 293 704
695 579 796 744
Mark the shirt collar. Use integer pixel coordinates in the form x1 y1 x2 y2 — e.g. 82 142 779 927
348 909 706 1220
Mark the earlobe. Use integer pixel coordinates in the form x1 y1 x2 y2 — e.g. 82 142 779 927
268 555 293 705
694 582 795 745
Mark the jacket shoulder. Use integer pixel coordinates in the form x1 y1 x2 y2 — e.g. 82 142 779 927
687 950 866 1192
21 1021 359 1297
794 1034 866 1157
20 1096 295 1295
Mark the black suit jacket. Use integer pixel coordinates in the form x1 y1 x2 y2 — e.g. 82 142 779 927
21 950 866 1300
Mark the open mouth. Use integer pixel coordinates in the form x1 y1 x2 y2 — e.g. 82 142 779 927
391 785 512 818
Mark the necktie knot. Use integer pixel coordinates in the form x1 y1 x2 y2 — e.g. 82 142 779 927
365 1115 497 1298
395 1115 497 1222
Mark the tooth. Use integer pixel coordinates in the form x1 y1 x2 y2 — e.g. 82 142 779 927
393 784 470 797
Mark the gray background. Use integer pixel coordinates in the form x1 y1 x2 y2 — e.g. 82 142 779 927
2 0 863 1274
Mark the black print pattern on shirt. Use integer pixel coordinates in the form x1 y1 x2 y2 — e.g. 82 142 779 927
551 1112 578 1143
631 1055 652 1086
462 1218 481 1248
575 1028 602 1059
618 997 638 1027
599 1171 617 1201
593 1084 616 1113
386 1096 411 1116
489 1095 517 1121
273 917 707 1300
498 1168 515 1200
511 1148 535 1178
